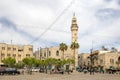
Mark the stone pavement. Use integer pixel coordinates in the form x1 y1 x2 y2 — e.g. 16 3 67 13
0 72 120 80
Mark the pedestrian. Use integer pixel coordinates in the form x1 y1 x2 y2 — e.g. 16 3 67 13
83 68 87 74
30 69 32 75
90 67 94 75
91 68 94 75
68 69 70 74
22 69 24 75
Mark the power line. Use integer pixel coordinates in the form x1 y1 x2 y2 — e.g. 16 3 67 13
29 0 75 44
17 24 70 33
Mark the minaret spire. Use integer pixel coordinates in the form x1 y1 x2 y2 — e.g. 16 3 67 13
73 12 75 16
71 13 78 43
72 13 77 25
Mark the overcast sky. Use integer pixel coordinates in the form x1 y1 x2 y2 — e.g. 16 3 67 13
0 0 120 53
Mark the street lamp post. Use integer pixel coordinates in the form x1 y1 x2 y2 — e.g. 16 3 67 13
90 49 94 75
40 47 42 60
0 45 3 64
0 50 1 64
46 47 49 59
37 48 40 60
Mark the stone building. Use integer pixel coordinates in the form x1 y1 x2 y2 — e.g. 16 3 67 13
35 46 75 60
93 51 120 69
34 14 79 67
78 50 120 70
0 43 33 64
78 53 89 67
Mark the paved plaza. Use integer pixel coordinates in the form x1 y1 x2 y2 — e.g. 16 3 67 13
0 72 120 80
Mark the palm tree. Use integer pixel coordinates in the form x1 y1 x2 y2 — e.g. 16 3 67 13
70 42 79 66
101 46 108 51
59 43 68 59
111 47 118 52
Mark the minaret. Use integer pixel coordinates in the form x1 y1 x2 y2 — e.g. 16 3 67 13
71 13 78 43
71 13 79 67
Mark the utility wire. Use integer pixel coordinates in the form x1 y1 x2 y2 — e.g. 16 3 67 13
29 0 75 44
17 24 70 33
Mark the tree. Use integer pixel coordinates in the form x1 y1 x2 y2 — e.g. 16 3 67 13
22 57 38 74
15 62 25 69
2 57 16 67
70 42 79 66
66 58 75 65
30 58 38 67
38 60 44 68
43 59 49 73
101 46 108 51
46 58 57 67
38 58 52 73
35 60 40 67
22 58 30 67
58 59 66 67
22 58 37 68
59 43 68 59
39 58 55 73
66 58 75 71
111 47 118 52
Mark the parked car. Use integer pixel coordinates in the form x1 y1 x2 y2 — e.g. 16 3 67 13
58 68 64 74
39 68 45 73
31 67 40 72
78 69 83 72
0 68 5 75
83 68 88 74
106 69 117 74
50 68 64 74
0 68 20 75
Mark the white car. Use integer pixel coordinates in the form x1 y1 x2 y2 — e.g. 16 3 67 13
31 68 40 72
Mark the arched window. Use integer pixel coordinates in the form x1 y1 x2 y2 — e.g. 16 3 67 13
56 50 59 56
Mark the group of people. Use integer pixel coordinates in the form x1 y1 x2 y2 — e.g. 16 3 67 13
79 66 104 75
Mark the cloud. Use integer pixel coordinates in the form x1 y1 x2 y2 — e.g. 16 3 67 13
95 8 120 22
105 0 113 2
0 17 34 39
0 17 59 47
105 0 120 5
117 0 120 5
0 0 120 53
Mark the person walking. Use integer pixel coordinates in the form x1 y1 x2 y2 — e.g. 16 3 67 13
90 67 94 75
22 69 24 75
